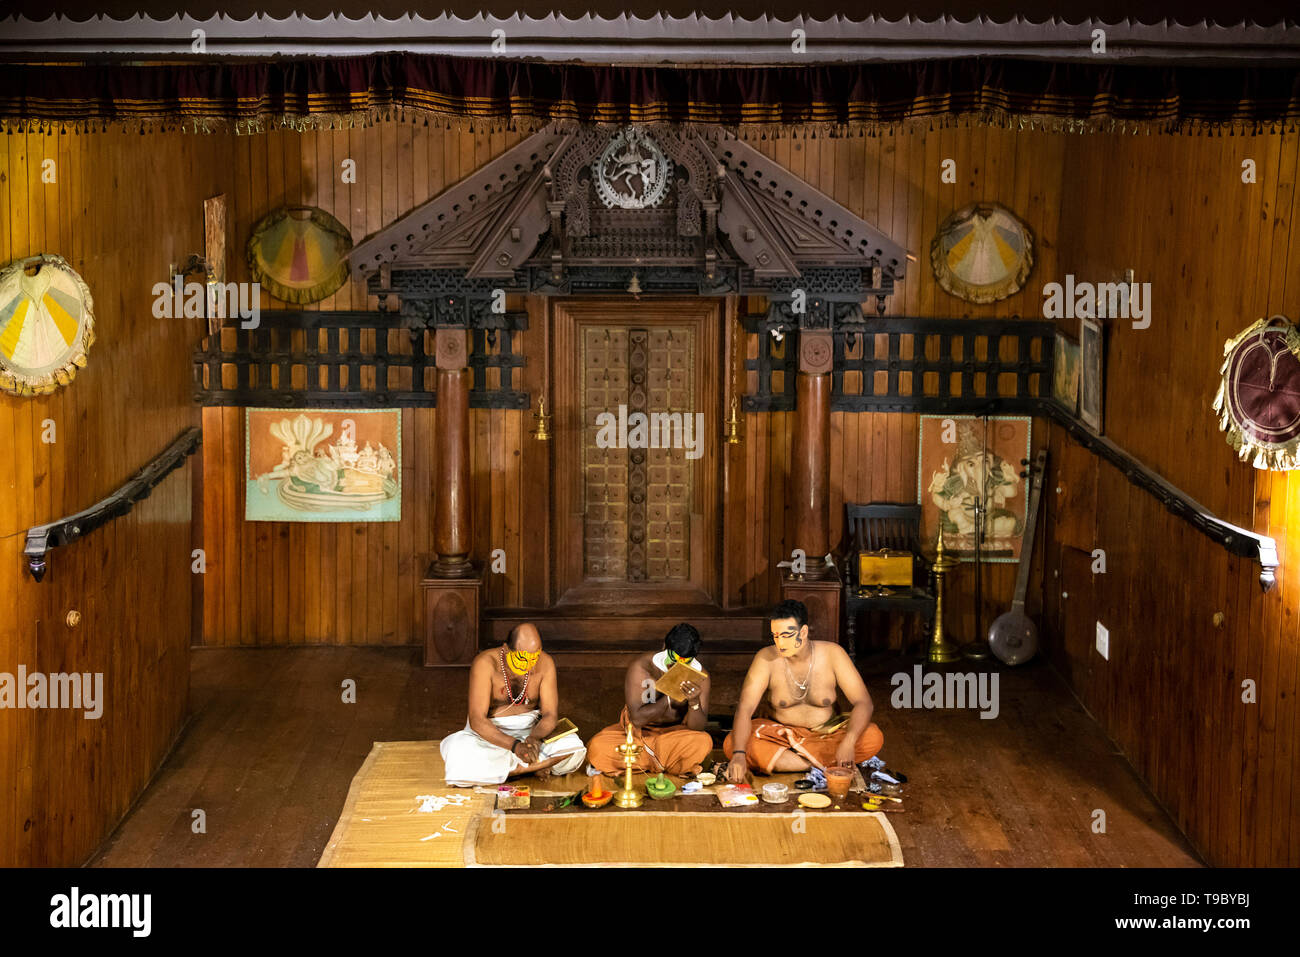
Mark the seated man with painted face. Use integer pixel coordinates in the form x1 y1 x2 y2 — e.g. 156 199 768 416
440 623 587 787
586 623 713 778
724 599 883 782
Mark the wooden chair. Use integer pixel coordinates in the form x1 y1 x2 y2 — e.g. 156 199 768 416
840 503 936 655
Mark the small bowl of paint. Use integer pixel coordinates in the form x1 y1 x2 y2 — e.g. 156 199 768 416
761 783 790 804
695 772 716 787
646 772 677 799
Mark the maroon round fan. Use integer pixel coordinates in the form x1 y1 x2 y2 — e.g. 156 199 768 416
1215 315 1300 471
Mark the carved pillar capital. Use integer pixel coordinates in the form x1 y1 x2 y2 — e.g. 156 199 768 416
434 326 469 371
798 329 833 375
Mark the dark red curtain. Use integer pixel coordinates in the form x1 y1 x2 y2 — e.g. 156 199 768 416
2 55 1298 131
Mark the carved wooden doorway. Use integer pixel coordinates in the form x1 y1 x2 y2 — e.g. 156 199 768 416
552 299 722 606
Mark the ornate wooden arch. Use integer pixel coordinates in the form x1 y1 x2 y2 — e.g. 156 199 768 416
349 123 909 327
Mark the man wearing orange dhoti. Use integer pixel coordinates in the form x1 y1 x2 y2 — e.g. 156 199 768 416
725 600 884 780
587 623 714 778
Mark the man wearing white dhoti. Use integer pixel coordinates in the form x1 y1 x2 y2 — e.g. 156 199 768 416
440 623 587 786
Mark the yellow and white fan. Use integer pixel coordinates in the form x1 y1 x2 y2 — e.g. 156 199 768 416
0 254 96 396
930 202 1034 304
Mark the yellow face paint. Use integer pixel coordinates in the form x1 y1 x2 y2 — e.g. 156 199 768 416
666 650 693 668
507 650 539 676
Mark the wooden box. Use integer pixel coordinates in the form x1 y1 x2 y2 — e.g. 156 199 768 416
857 549 914 587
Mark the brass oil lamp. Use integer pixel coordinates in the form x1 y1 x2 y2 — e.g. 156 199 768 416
725 394 743 445
613 723 644 809
531 394 552 441
926 525 963 664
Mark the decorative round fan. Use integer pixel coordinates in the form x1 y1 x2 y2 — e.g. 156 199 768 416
246 206 353 305
1213 315 1300 470
930 202 1034 303
0 254 96 397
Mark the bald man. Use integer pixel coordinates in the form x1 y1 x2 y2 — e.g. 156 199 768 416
440 623 588 787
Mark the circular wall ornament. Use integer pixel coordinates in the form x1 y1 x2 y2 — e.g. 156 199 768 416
930 202 1034 303
1213 315 1300 470
800 333 833 374
593 127 673 210
0 254 96 397
246 205 353 305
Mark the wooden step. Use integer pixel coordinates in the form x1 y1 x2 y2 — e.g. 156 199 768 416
482 604 771 652
546 649 758 670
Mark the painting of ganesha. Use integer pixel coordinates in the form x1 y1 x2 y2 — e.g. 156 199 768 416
918 415 1030 563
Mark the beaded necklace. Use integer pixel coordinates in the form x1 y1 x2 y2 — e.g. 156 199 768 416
500 647 531 705
783 640 816 702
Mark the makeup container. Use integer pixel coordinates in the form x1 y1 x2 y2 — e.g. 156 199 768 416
761 782 790 804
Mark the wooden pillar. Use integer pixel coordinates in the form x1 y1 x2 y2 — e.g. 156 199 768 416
423 325 481 666
790 329 833 562
782 326 841 646
431 328 474 578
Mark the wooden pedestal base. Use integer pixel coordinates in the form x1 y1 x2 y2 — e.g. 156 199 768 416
780 564 843 653
421 566 483 667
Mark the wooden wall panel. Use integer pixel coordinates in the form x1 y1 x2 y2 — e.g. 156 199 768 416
201 404 440 645
202 126 528 645
737 129 1059 648
1044 129 1300 866
1 130 213 865
17 117 1277 865
199 122 1070 646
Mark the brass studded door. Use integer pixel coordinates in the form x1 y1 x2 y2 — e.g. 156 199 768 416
553 300 722 604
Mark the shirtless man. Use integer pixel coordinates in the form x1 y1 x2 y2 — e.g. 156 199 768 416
440 623 587 786
586 623 713 777
725 599 883 782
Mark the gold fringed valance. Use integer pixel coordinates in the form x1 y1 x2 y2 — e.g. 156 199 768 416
3 56 1300 136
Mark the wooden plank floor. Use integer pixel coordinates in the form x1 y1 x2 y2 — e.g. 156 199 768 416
88 647 1202 867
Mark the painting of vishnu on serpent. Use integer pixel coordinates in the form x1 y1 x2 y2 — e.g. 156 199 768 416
245 409 401 522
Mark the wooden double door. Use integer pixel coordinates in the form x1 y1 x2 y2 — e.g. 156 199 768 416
552 299 723 605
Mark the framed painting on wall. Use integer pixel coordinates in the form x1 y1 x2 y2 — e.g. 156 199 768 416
1053 331 1081 415
245 408 401 522
1079 317 1105 433
917 414 1032 563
